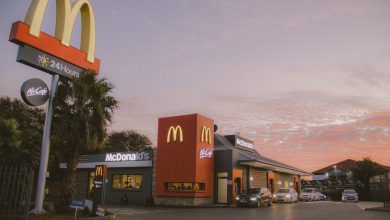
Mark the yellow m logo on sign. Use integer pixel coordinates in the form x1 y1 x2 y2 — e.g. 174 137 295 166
95 165 103 177
25 0 96 63
167 126 183 143
201 126 211 144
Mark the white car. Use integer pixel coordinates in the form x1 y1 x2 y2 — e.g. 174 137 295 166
299 188 320 202
273 188 298 203
342 189 358 203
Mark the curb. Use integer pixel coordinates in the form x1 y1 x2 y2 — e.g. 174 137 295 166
365 207 390 212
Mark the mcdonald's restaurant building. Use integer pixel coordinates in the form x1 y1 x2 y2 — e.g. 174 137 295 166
154 114 311 206
74 150 154 205
74 113 310 206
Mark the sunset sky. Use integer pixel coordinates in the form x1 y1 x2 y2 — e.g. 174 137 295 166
1 0 389 172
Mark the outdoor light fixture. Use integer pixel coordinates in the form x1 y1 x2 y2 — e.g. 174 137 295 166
250 177 253 181
278 181 282 185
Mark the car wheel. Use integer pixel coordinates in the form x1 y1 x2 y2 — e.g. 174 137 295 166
257 200 261 208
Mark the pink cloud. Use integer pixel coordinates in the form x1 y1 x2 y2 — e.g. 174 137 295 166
255 111 390 172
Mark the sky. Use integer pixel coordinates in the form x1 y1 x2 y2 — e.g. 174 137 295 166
1 0 390 172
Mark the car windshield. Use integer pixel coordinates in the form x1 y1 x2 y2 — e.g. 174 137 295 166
303 189 313 193
278 189 290 193
344 190 356 194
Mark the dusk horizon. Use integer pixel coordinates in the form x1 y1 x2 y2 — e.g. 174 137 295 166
1 0 390 173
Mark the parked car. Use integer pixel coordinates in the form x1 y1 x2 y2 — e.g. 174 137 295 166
319 193 327 201
236 187 273 208
341 189 358 203
273 188 298 203
299 188 320 201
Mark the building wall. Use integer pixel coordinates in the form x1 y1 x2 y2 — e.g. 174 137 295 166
155 114 214 205
213 149 232 204
242 166 249 193
274 173 296 191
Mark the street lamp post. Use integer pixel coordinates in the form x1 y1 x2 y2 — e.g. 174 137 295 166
333 165 337 181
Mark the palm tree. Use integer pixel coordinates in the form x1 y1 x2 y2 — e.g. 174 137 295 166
351 157 387 199
52 70 118 205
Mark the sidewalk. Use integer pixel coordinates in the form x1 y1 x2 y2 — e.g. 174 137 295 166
356 202 390 212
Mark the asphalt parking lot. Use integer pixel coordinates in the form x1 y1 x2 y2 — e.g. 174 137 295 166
110 201 390 220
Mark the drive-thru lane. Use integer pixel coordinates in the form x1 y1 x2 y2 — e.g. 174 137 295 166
112 201 390 220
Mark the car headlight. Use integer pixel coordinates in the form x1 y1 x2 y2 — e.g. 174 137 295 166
250 197 257 201
286 194 291 198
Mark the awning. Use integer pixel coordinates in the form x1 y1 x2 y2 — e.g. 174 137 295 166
239 160 312 176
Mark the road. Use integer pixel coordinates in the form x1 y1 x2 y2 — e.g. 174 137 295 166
110 201 390 220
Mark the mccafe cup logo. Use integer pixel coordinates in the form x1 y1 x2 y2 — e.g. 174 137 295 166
20 78 49 106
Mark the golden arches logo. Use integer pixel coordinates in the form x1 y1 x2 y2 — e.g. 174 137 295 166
95 165 106 177
167 126 183 143
25 0 96 63
201 126 211 144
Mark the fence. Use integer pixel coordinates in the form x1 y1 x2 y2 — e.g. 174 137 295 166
0 165 34 220
383 174 390 207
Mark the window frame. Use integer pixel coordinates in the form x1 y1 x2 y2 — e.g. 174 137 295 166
165 182 206 192
111 174 144 191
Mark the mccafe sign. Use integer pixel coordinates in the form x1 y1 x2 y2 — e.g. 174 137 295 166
20 78 49 106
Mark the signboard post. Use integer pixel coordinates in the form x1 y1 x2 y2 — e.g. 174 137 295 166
34 74 59 214
69 200 85 219
9 0 101 214
92 165 106 216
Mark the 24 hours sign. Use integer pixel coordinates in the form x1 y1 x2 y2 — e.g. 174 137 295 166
17 45 84 79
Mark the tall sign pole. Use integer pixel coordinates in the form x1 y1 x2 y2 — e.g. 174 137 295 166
9 0 101 215
33 74 59 214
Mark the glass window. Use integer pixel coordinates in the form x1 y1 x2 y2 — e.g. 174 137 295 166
112 174 143 190
165 182 205 191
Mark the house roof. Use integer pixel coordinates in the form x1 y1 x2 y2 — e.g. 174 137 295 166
214 134 311 176
312 159 390 174
312 159 357 175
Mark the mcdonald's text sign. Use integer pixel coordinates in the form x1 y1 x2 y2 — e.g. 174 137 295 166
9 0 100 74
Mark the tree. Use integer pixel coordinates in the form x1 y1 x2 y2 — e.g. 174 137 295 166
0 118 21 161
351 157 387 199
103 130 154 152
0 97 44 168
52 70 118 205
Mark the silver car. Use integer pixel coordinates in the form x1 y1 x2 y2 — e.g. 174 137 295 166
342 189 358 202
299 188 320 202
273 188 298 203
